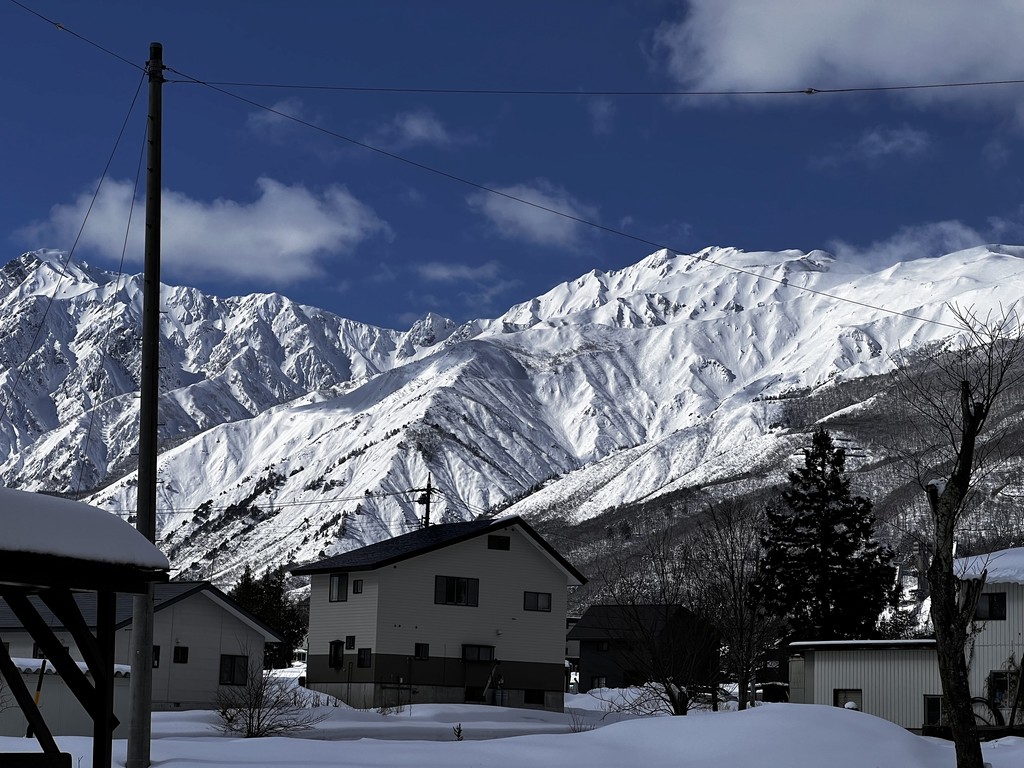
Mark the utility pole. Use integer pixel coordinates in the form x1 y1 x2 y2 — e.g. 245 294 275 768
127 41 163 768
417 475 433 527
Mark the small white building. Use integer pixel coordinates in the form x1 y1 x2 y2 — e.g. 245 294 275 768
790 547 1024 731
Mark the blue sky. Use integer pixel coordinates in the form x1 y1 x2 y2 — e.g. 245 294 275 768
3 1 1024 330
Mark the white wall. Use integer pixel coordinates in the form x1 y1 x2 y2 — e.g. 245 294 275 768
0 670 130 738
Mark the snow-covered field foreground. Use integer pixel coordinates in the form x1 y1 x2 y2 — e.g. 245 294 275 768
2 699 1023 768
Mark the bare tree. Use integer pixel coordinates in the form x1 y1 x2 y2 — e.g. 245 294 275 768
892 305 1024 768
686 499 784 709
215 663 327 738
586 516 719 715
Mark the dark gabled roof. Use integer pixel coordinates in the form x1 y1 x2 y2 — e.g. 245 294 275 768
0 581 283 642
567 604 694 641
291 515 586 585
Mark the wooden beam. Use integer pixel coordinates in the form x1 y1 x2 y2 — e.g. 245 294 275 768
40 590 109 686
0 591 118 729
0 631 61 754
93 590 116 768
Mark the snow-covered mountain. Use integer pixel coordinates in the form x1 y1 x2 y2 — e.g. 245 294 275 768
3 245 1023 584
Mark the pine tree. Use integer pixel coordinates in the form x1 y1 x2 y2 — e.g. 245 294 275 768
756 428 895 640
228 565 308 668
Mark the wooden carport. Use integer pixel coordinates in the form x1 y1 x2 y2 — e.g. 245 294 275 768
0 488 168 768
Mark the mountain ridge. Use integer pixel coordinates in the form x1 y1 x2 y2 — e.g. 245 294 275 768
2 244 1023 584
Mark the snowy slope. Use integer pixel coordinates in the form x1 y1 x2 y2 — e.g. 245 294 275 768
2 245 1024 582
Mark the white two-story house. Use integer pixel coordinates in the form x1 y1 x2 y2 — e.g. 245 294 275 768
292 515 586 711
790 546 1024 731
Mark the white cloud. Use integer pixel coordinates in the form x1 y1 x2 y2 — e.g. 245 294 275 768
828 220 987 270
655 1 1024 109
20 177 389 284
246 99 308 141
417 261 501 283
369 110 460 151
816 125 931 168
413 260 517 316
466 179 598 248
855 126 930 160
587 97 616 135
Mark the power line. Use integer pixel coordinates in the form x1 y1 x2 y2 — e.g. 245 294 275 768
9 1 1024 101
0 72 146 425
7 0 143 71
166 69 964 332
73 116 148 498
164 77 1024 98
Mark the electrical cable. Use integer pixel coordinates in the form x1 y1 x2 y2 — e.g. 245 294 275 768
73 114 148 498
164 77 1024 98
9 1 1024 99
0 73 146 425
6 0 144 71
165 68 965 332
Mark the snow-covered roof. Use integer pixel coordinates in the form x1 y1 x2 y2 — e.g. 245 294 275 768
0 486 169 570
9 657 131 677
955 546 1024 585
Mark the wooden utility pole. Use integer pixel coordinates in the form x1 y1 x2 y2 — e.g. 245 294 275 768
418 475 433 527
127 41 163 768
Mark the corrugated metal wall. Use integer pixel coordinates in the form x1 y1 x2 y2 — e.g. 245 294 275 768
805 648 942 729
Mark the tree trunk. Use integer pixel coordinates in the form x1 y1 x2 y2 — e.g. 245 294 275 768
929 563 984 767
928 480 986 768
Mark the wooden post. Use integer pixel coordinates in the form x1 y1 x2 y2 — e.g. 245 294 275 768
127 41 163 768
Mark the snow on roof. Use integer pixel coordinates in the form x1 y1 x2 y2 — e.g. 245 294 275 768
9 657 131 677
0 486 169 570
955 546 1024 585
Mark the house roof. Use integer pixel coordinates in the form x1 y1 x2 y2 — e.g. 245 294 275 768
955 546 1024 585
0 581 283 643
291 515 586 586
0 486 168 593
789 639 936 652
567 604 692 641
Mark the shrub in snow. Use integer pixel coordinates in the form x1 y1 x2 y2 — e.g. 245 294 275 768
215 668 326 737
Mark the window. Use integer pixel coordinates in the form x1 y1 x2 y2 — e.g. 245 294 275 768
173 646 189 664
352 579 363 594
357 648 372 668
524 689 545 705
523 591 552 612
487 535 510 550
434 575 480 606
989 671 1010 707
591 676 607 689
833 689 862 710
975 592 1007 621
462 644 495 662
329 573 348 602
219 654 248 686
924 695 943 726
152 646 161 668
414 643 430 660
597 640 610 652
329 640 345 669
345 635 356 650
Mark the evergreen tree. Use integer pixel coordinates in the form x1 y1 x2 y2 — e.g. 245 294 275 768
755 428 895 640
228 565 308 668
